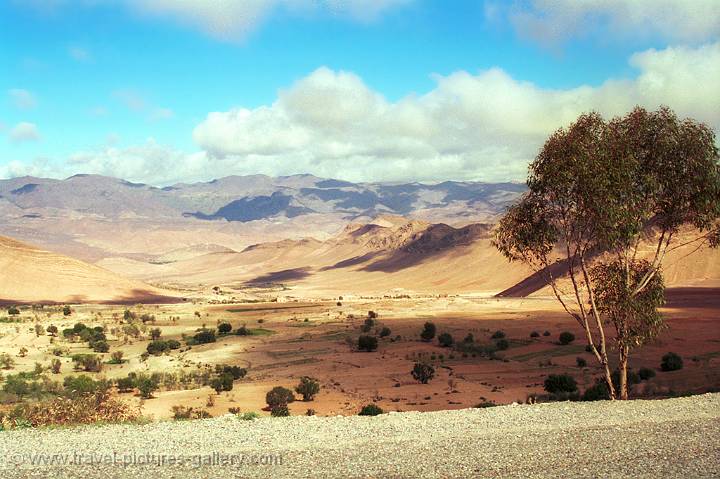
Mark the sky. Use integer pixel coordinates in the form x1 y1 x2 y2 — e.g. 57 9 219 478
1 0 719 185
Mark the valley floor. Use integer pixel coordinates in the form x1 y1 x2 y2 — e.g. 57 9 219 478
0 394 718 478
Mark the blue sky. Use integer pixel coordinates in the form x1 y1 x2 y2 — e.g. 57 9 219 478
1 1 719 184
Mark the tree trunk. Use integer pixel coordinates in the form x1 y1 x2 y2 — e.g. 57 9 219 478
618 345 629 400
602 355 616 400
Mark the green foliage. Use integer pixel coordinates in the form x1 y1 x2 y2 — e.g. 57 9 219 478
295 376 320 401
62 305 72 316
357 335 378 352
109 351 124 364
438 332 454 347
90 340 109 353
71 354 103 372
46 325 58 336
530 331 540 338
576 357 587 368
7 306 20 316
146 339 181 355
0 353 16 369
491 330 505 339
474 401 497 408
265 386 295 408
149 328 162 340
270 405 290 417
360 318 374 333
638 367 656 380
189 329 216 345
558 332 575 345
123 310 136 321
411 362 435 384
210 373 234 393
239 412 260 421
463 333 474 343
661 352 683 372
217 322 232 334
379 327 391 338
115 377 135 393
420 322 436 342
358 404 384 416
136 375 159 398
544 374 578 394
495 339 509 351
63 375 110 398
581 380 611 401
214 364 247 380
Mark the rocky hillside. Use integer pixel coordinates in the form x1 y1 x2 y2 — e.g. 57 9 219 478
1 394 717 478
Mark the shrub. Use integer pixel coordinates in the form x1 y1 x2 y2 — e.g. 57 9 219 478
140 314 155 324
611 369 641 387
438 333 454 348
491 330 505 339
90 340 109 353
495 339 509 351
379 327 391 338
146 339 181 355
50 358 62 374
0 353 15 369
358 335 378 352
7 306 20 316
116 377 135 393
474 401 497 408
215 364 247 380
71 354 103 372
305 408 316 416
62 305 72 316
661 352 683 372
271 405 290 417
136 375 159 399
543 330 551 337
295 376 320 401
235 325 249 336
110 351 124 364
368 311 378 320
420 322 436 342
191 329 216 345
558 332 575 345
239 412 260 421
172 405 211 420
581 380 610 401
358 404 384 416
576 357 587 368
411 362 435 384
46 325 58 336
544 374 578 394
63 375 110 398
360 318 374 333
210 373 234 393
4 393 139 428
463 333 474 343
638 367 656 381
150 328 162 340
530 331 540 338
217 323 232 335
265 386 295 409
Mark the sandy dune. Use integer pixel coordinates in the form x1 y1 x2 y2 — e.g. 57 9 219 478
0 235 179 304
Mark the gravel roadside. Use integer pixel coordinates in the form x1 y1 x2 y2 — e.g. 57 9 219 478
1 393 718 478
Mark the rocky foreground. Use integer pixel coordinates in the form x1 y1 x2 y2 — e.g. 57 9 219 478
1 394 718 478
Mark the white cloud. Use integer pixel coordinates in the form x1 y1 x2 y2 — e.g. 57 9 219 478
8 122 41 143
127 0 411 41
113 89 146 112
191 42 720 183
8 89 37 110
508 0 720 46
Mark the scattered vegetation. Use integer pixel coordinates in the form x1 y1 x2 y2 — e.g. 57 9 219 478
357 335 378 352
558 331 576 345
661 352 683 372
420 322 436 342
358 404 384 416
295 376 320 401
411 362 435 384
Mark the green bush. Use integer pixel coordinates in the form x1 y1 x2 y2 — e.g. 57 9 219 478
558 331 575 345
63 375 109 398
495 339 509 351
190 329 216 345
411 362 435 384
358 404 384 416
360 318 375 333
116 377 135 393
379 327 391 338
147 339 181 355
358 335 378 352
63 305 72 316
661 352 683 372
136 375 159 399
214 364 247 380
576 357 587 368
295 376 320 401
463 333 474 343
7 306 20 316
271 405 290 417
491 330 505 339
543 330 551 337
420 322 436 342
265 386 295 409
544 374 578 394
638 367 656 380
530 331 540 338
217 323 232 334
239 412 260 421
438 332 454 347
474 401 497 408
210 373 234 393
71 354 103 372
90 340 109 353
581 380 610 401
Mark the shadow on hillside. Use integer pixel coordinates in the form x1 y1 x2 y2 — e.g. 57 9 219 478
244 267 313 286
0 289 185 306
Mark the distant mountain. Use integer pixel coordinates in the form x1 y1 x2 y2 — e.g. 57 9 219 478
0 174 526 223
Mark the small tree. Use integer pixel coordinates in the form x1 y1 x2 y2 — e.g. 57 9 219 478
295 376 320 401
110 351 124 364
438 333 454 347
358 404 384 416
7 306 20 316
660 352 683 372
63 305 72 316
46 325 58 337
210 373 234 393
34 323 44 337
379 327 391 338
358 335 378 352
137 376 158 399
411 362 435 384
494 107 720 399
420 322 436 342
544 374 578 394
150 328 162 340
266 386 295 409
50 358 62 374
558 332 575 345
217 322 232 335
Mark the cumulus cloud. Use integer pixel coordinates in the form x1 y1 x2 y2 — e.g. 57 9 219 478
8 122 41 143
191 42 720 183
8 89 37 110
507 0 720 46
127 0 411 41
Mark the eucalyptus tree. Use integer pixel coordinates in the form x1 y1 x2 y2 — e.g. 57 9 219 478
494 107 720 399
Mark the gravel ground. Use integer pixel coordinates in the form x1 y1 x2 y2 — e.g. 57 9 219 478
1 393 718 478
